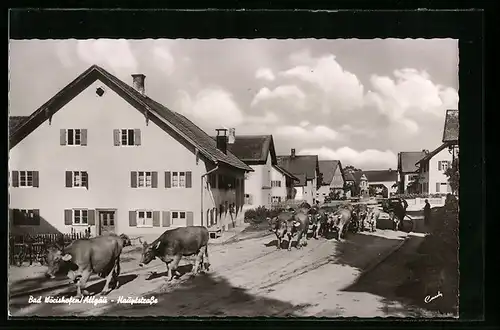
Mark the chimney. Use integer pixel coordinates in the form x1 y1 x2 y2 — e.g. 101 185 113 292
131 74 146 95
228 128 236 145
216 128 228 154
291 148 296 158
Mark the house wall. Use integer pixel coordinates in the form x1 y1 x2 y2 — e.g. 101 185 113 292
420 147 453 194
317 166 345 202
368 181 397 197
243 151 272 208
270 166 287 201
303 180 314 205
403 173 419 192
294 186 305 201
9 80 244 236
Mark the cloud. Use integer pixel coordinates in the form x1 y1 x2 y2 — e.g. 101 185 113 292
274 125 341 142
299 146 397 170
299 120 310 127
245 112 280 125
76 39 137 73
175 88 244 128
365 68 459 133
251 85 306 109
153 46 175 75
255 67 275 81
55 41 76 68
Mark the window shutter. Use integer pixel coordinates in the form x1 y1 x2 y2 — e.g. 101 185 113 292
87 210 95 225
129 211 137 227
12 171 19 187
65 171 72 188
162 211 171 227
152 171 158 188
33 171 39 188
249 195 253 205
436 182 440 193
153 211 160 226
113 129 120 146
186 171 192 188
134 129 141 146
9 208 14 223
64 209 72 225
165 171 171 188
81 129 88 146
33 209 40 226
186 211 194 226
438 162 442 171
131 171 137 188
60 129 67 145
84 171 89 188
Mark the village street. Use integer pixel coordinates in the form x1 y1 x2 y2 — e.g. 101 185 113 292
9 215 442 318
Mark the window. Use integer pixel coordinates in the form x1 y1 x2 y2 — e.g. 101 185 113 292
67 129 82 146
172 211 186 225
245 194 253 205
271 196 282 203
438 161 450 171
122 129 135 146
172 172 186 188
137 210 153 227
271 180 281 188
19 171 34 187
66 171 88 188
13 209 40 226
114 129 141 146
132 171 153 188
73 209 89 225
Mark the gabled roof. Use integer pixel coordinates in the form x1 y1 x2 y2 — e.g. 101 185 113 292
344 171 356 182
294 174 307 187
415 142 452 166
212 135 277 165
398 151 426 173
276 154 319 181
274 165 300 182
8 65 252 172
9 116 28 132
352 170 398 183
318 160 345 186
442 109 459 143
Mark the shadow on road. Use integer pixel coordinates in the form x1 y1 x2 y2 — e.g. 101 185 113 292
146 264 193 280
53 274 139 298
264 239 302 249
102 272 312 317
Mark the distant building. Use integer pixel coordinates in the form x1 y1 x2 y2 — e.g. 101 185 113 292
317 160 345 202
270 165 300 204
277 149 320 205
352 170 398 198
397 151 427 193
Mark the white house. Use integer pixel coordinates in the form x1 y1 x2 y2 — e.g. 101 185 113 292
317 160 345 202
352 170 398 198
277 149 320 205
8 65 253 237
397 151 427 193
270 165 299 203
415 143 454 195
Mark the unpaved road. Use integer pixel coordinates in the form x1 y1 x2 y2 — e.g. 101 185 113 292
9 229 430 317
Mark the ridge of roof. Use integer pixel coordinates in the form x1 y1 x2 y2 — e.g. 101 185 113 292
415 142 452 166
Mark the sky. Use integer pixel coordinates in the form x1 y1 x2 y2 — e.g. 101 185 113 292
9 39 458 170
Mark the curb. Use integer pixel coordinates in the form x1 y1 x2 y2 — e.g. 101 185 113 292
349 234 411 286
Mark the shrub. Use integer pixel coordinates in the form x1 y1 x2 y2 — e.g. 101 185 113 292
392 193 444 199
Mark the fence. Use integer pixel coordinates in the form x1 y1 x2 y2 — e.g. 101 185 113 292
9 232 91 266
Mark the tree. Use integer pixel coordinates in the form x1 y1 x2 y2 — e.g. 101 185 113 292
344 165 362 173
444 157 459 195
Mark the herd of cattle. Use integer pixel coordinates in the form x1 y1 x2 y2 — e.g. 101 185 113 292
39 199 408 299
267 201 383 251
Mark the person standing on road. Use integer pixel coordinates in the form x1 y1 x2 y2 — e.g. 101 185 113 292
423 199 431 226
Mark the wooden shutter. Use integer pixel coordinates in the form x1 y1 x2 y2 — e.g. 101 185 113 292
134 129 141 146
83 171 89 189
32 171 39 187
9 208 13 223
165 171 171 188
60 129 67 145
64 209 73 225
186 211 194 226
131 172 137 188
33 209 40 226
12 171 19 187
186 171 192 188
81 129 88 146
162 211 171 227
152 171 158 188
153 211 160 226
87 209 95 225
65 171 73 187
113 129 120 146
129 211 137 227
436 182 440 193
438 162 442 171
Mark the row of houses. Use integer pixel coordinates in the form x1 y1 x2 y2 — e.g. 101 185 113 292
8 65 457 237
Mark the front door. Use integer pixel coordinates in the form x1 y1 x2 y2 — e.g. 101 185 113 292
98 210 116 235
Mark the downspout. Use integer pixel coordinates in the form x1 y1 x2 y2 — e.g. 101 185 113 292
201 163 219 227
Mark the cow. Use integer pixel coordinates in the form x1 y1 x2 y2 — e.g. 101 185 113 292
45 235 123 298
283 210 310 251
329 207 353 242
267 211 294 249
383 198 408 231
353 203 369 231
365 207 381 232
309 208 330 239
139 226 210 282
